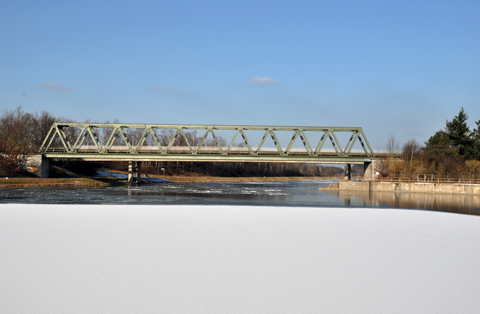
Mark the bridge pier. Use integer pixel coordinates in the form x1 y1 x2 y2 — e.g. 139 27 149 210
136 161 142 184
128 161 133 184
40 157 50 178
127 161 142 184
344 164 351 181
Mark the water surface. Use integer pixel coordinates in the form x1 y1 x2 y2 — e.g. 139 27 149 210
1 179 480 215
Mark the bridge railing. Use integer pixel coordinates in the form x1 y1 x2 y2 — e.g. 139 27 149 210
38 123 376 159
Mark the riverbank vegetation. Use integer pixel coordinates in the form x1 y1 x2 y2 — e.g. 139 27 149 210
378 108 480 179
0 177 115 188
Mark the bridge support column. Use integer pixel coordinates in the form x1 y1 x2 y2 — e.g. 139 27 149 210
344 164 351 181
128 161 133 184
136 161 142 184
40 157 50 178
363 160 376 181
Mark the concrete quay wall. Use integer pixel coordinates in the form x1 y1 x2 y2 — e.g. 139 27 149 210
322 181 480 195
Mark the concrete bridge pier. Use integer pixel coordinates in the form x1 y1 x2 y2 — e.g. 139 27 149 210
40 156 50 178
128 161 133 184
344 164 351 181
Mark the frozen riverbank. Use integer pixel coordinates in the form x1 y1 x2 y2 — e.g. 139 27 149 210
1 205 480 313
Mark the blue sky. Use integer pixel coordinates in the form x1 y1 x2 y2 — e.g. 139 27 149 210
1 0 479 149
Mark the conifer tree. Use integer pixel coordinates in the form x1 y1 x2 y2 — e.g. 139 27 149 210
445 107 473 157
425 107 475 159
472 120 480 160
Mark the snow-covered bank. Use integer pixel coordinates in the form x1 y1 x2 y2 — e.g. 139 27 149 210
1 205 479 313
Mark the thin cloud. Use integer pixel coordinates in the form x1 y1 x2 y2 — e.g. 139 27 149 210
153 85 189 93
38 82 72 91
250 77 279 85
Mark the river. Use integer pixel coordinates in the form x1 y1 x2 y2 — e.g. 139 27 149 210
1 179 479 215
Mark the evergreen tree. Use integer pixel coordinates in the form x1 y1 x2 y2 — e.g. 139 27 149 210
425 130 450 148
425 108 474 159
472 120 480 159
445 107 473 157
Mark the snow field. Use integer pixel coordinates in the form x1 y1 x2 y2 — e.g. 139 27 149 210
1 205 479 313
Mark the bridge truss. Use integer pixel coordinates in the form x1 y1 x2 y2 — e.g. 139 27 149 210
39 123 375 163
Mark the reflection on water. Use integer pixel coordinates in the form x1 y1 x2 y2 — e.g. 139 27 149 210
1 179 479 215
324 190 480 216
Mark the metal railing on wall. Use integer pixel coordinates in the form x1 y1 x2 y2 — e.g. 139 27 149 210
375 176 480 185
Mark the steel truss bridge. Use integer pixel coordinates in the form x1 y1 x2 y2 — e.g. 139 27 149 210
39 123 376 164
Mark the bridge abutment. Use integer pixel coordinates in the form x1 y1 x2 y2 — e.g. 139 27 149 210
363 160 376 181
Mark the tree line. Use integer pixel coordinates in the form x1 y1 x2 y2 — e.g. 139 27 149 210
0 106 342 177
379 108 480 178
0 107 57 175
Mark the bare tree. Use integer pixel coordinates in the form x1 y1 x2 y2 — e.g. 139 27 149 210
375 160 389 177
402 138 422 173
386 135 400 155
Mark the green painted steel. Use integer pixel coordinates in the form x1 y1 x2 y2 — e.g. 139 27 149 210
38 122 376 163
41 153 372 164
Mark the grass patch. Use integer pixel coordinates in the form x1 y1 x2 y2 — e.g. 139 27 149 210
0 177 118 188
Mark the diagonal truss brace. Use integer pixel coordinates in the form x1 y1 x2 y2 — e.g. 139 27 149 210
196 128 225 155
286 130 314 156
